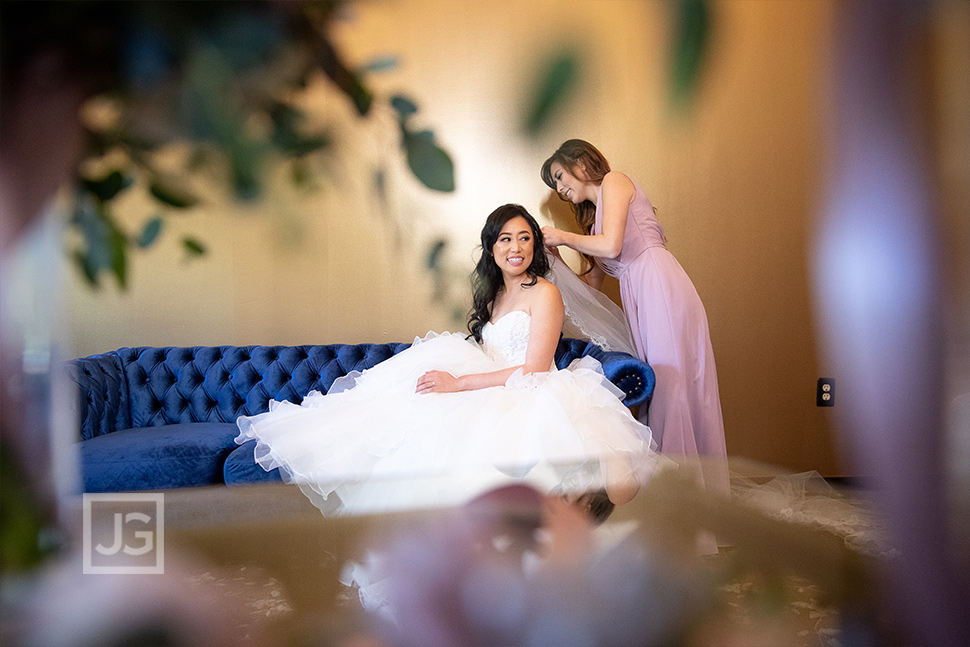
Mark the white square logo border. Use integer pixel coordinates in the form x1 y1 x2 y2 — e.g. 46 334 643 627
82 493 164 574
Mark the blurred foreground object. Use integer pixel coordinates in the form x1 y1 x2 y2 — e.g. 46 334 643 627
0 0 455 572
335 469 883 647
16 550 272 647
813 0 970 644
1 0 455 290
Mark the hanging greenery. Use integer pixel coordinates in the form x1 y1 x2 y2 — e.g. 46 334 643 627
2 0 456 289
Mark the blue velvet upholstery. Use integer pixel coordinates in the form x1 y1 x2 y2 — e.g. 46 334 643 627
67 352 132 440
223 440 282 486
80 423 240 492
116 344 412 432
554 338 655 408
69 340 655 492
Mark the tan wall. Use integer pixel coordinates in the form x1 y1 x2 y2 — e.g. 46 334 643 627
66 1 968 476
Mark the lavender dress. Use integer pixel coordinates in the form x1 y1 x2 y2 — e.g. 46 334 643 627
594 179 728 490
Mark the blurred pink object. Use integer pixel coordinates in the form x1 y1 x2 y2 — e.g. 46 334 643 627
20 550 269 647
351 484 703 647
813 0 970 644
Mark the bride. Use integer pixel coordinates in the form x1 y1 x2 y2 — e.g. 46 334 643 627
235 204 659 518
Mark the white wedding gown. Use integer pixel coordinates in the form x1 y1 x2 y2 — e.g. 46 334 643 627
235 311 658 515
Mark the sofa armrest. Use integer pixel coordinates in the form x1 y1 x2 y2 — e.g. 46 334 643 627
65 352 131 440
555 338 655 409
595 350 655 409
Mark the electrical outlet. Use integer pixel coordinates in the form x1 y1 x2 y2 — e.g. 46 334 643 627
817 378 835 407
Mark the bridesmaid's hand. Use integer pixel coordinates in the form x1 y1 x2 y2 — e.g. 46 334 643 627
545 244 563 261
541 226 568 248
416 370 460 394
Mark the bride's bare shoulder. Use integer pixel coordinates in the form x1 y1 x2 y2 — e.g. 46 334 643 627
533 276 561 297
529 277 564 314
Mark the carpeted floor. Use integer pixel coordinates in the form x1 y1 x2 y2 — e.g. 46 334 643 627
162 467 889 647
186 543 858 647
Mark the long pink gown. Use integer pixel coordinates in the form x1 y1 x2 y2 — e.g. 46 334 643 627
594 179 728 496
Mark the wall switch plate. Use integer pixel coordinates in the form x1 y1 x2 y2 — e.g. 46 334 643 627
817 378 835 407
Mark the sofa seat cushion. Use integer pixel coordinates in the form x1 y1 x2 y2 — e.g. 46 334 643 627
80 423 240 492
223 440 283 486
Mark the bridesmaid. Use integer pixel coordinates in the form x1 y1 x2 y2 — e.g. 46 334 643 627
540 139 728 505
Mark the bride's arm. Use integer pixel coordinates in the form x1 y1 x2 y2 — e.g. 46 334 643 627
416 282 565 393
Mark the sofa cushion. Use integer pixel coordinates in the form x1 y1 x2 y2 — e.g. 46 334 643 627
80 423 240 492
223 440 283 486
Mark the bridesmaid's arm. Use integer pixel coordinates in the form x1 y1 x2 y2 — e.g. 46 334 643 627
543 172 634 259
416 282 565 394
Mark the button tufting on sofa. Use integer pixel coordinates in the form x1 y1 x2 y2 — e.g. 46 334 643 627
68 341 655 492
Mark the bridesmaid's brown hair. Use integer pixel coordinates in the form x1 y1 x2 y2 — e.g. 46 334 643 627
540 139 611 274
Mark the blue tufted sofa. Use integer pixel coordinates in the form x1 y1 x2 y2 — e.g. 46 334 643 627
67 339 655 493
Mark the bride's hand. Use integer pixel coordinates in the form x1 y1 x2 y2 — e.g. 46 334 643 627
416 370 459 394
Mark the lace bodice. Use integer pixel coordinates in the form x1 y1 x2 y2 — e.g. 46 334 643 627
481 310 532 366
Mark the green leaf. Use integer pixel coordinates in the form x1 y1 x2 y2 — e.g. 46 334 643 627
182 237 207 257
109 227 128 290
315 37 373 116
184 47 270 200
373 168 387 203
390 95 419 119
270 101 303 130
149 176 198 209
278 132 330 157
200 10 284 73
523 51 580 136
426 238 447 271
269 102 331 158
403 129 455 192
291 159 311 188
72 198 112 273
670 0 711 108
229 154 263 201
72 249 99 287
82 171 133 202
137 216 164 248
357 55 400 74
71 192 130 288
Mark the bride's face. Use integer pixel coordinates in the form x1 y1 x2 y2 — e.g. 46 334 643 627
492 216 534 279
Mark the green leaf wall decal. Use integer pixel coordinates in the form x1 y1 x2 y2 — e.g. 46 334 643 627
404 130 455 192
137 217 164 248
670 0 711 108
82 171 134 202
182 237 207 256
523 51 580 136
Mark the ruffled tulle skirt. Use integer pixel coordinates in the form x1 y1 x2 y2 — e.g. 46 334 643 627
235 332 657 515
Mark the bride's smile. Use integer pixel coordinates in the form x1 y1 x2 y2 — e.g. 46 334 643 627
493 216 534 278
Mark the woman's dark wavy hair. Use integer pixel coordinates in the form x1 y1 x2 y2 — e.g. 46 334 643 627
468 204 550 343
540 139 611 274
